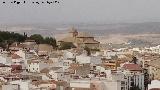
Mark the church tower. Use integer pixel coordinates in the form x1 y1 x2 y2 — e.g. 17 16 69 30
68 27 78 37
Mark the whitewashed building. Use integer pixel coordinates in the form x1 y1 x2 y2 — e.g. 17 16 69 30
148 80 160 90
76 54 101 65
27 60 49 73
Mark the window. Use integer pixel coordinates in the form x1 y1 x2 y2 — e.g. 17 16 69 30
63 62 68 66
121 87 125 90
121 81 125 85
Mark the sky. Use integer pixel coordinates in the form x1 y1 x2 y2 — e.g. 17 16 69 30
0 0 160 24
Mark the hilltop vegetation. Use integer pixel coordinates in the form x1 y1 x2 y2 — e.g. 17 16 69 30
0 31 26 42
0 31 26 48
0 31 57 49
30 34 57 48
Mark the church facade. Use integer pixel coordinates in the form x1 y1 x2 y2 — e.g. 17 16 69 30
58 27 100 49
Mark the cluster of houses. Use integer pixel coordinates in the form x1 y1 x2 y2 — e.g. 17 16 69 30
0 27 159 90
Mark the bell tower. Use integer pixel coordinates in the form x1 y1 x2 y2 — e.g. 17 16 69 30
68 27 78 37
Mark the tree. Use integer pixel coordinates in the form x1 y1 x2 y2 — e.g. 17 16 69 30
131 56 138 64
59 42 76 50
144 69 150 90
0 31 26 42
91 48 100 51
13 33 26 42
44 37 57 48
30 34 44 44
84 46 91 56
29 34 58 47
0 31 26 49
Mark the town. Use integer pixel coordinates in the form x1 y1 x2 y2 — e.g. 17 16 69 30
0 27 159 90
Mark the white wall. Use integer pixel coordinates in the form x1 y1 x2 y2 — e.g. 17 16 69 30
0 67 11 74
76 55 101 64
91 80 121 90
2 84 19 90
0 55 11 65
10 80 30 90
63 51 75 59
148 80 160 90
15 50 26 60
28 62 41 73
49 68 64 81
70 80 90 88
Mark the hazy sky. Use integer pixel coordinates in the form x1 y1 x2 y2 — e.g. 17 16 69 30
0 0 160 24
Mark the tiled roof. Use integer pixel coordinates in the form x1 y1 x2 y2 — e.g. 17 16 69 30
31 80 56 86
43 60 54 64
32 80 67 86
77 32 93 38
11 65 22 69
11 54 22 59
0 63 10 67
40 68 49 73
40 67 62 73
49 51 63 58
36 44 53 52
59 37 75 42
83 39 100 44
69 63 80 70
27 60 40 64
123 63 142 71
50 67 62 71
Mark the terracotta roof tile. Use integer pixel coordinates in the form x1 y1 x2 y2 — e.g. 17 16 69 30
123 64 142 71
11 54 22 59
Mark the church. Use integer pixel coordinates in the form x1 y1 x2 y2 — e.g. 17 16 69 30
58 27 100 49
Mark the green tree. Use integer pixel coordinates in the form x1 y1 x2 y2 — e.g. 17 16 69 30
59 42 76 50
30 34 44 44
91 48 100 51
44 37 57 48
12 33 26 42
0 31 25 42
84 46 91 56
132 56 138 64
0 31 26 49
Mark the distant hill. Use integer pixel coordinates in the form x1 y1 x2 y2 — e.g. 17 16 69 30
1 22 160 45
1 22 160 36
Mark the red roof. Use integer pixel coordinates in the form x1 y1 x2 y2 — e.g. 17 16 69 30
123 63 142 71
150 88 160 90
11 54 22 59
11 70 23 73
0 63 10 67
11 65 22 67
11 65 22 71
